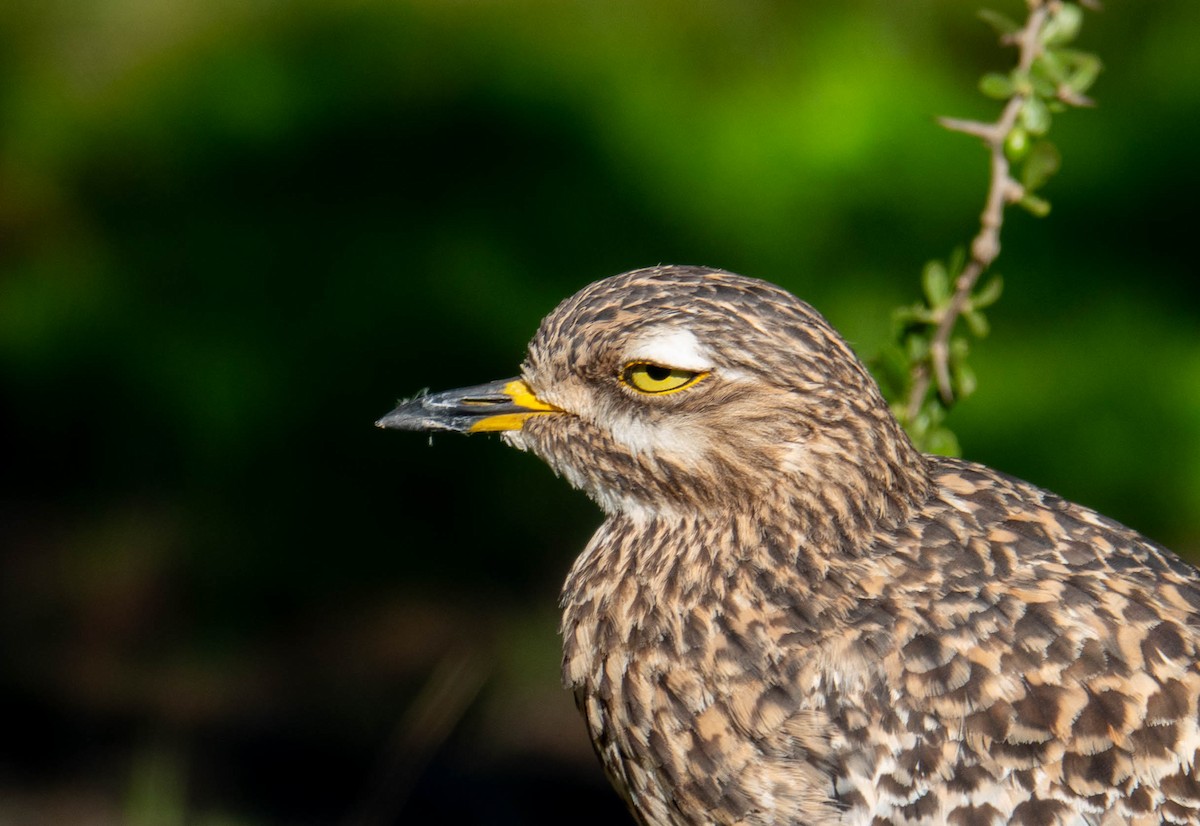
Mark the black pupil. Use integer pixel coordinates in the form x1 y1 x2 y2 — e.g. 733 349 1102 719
645 365 672 382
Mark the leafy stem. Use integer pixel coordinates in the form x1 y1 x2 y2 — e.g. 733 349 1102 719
885 0 1101 454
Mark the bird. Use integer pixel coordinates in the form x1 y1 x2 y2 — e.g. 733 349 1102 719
377 265 1200 826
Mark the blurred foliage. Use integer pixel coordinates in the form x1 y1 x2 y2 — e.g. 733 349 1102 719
0 1 1198 823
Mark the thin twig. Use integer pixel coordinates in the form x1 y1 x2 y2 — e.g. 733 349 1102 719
905 0 1050 422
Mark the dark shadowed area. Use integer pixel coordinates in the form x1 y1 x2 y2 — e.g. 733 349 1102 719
0 1 1197 823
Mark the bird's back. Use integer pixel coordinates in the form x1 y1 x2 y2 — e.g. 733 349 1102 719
844 455 1200 825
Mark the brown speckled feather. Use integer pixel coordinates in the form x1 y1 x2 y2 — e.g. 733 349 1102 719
384 265 1200 825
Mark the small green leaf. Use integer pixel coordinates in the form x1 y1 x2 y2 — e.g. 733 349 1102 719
923 426 961 458
1042 3 1084 48
896 302 937 327
907 398 949 448
1066 53 1102 96
922 260 951 306
906 335 930 362
1019 193 1052 217
946 247 967 279
979 73 1015 99
1020 140 1062 192
972 275 1004 309
1009 70 1034 97
1028 71 1058 99
953 360 978 399
891 307 918 331
1020 97 1052 136
1037 50 1069 84
964 309 990 338
1005 127 1030 162
978 9 1020 37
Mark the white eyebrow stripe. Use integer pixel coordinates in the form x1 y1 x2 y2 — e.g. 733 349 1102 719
625 328 712 371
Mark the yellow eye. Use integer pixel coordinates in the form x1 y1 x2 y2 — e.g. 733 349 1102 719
622 362 706 395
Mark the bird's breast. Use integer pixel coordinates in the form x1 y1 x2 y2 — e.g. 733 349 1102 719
559 514 898 825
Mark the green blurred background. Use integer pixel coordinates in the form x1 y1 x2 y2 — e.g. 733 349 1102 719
1 1 1197 823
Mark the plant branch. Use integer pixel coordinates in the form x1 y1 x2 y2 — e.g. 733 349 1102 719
904 1 1050 423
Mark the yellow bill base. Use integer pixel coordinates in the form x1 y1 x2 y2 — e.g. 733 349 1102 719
467 380 560 432
501 380 559 412
469 413 540 432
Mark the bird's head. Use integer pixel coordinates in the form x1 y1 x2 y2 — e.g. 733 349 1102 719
379 266 928 532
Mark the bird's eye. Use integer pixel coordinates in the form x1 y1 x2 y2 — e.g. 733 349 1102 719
621 362 707 395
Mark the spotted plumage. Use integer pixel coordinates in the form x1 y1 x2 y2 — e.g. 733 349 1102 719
378 265 1200 825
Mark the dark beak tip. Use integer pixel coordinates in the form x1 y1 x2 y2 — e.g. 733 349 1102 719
375 408 420 431
375 378 533 434
375 402 417 431
375 401 467 434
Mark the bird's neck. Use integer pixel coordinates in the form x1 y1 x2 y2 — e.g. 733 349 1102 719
559 435 932 692
596 482 919 587
558 502 911 696
560 459 929 629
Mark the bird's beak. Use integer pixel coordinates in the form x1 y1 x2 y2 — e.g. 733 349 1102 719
375 377 561 434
